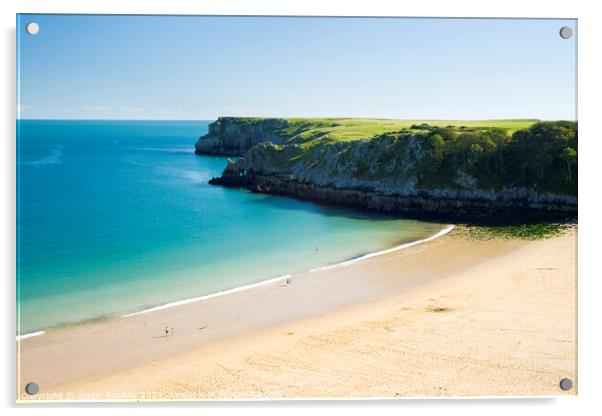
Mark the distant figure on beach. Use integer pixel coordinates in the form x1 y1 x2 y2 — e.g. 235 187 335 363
286 277 293 285
164 325 169 337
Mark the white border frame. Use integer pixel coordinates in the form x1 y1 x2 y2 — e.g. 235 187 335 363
3 1 600 414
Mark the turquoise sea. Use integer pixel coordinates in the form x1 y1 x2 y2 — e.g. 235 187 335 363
16 120 444 335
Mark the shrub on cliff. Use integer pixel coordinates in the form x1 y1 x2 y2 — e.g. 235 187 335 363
505 121 577 194
411 121 577 195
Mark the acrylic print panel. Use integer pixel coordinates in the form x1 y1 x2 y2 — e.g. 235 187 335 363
16 14 577 401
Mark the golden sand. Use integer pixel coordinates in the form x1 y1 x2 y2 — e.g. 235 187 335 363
18 229 577 400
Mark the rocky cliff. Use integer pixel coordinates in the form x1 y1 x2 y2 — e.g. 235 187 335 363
198 118 577 222
195 117 291 156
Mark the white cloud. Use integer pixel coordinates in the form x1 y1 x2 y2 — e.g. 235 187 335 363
82 105 111 112
157 107 184 114
18 104 34 112
119 107 145 112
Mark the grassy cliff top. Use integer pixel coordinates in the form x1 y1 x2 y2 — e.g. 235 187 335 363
213 117 577 197
217 117 540 143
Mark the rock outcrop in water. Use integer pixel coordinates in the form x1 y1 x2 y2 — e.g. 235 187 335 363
198 118 577 222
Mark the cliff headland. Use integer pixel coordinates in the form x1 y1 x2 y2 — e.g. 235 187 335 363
197 117 577 222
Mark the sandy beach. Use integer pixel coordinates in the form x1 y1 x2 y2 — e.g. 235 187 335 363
17 228 577 401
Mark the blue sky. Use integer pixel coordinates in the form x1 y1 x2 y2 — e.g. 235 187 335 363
17 15 576 120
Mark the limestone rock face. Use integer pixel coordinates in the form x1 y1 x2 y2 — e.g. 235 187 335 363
195 117 290 156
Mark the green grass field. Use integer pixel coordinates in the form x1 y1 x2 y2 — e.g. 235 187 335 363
262 117 540 144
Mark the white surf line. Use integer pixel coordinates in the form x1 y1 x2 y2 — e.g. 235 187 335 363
122 274 293 318
16 226 454 338
309 224 455 273
16 330 46 341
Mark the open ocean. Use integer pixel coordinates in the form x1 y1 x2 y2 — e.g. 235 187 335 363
16 120 444 335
